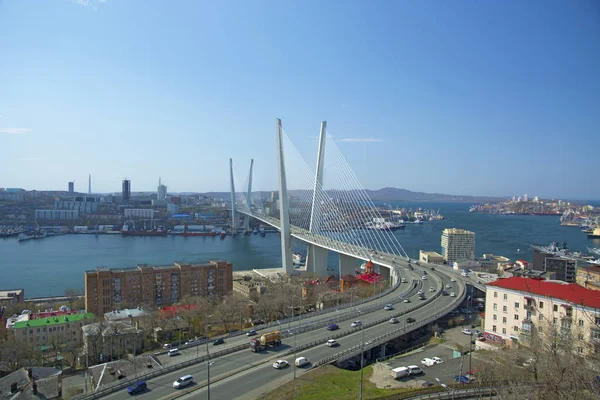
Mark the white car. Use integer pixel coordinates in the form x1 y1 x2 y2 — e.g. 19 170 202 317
272 360 289 369
446 284 452 289
422 275 428 280
429 287 435 292
421 358 435 367
431 356 442 364
351 320 362 328
417 289 424 295
450 292 456 297
403 299 410 303
168 348 180 357
451 278 457 282
401 278 407 283
295 357 310 367
173 375 193 389
384 304 394 311
389 317 399 324
326 339 338 347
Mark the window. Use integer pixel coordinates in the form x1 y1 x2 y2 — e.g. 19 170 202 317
579 320 584 327
503 305 507 312
539 314 544 321
539 301 544 309
553 305 558 312
553 318 558 325
596 317 600 325
36 328 40 333
493 303 498 311
493 325 497 332
502 328 507 334
578 347 583 354
43 327 46 332
513 326 519 332
494 292 498 298
503 317 507 324
493 314 497 321
514 314 519 320
503 294 508 300
591 330 600 340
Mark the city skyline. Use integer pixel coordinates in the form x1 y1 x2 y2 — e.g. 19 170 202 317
1 1 598 199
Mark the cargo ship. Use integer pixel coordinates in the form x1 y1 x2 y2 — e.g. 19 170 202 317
17 231 47 242
177 224 217 237
588 228 600 239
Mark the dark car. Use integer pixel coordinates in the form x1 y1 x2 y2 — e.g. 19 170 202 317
406 317 416 323
127 381 147 395
213 338 225 346
442 291 449 296
327 324 339 331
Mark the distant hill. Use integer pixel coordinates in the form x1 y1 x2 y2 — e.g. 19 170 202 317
198 188 504 203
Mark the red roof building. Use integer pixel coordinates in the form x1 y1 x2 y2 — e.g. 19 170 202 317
159 304 197 318
487 277 600 309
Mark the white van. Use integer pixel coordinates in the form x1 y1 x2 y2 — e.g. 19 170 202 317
295 357 310 367
172 375 193 389
390 366 409 378
407 365 423 375
168 348 180 357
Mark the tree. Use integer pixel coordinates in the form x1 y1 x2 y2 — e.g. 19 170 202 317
64 288 84 310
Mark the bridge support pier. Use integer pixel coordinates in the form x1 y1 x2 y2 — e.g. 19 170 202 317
306 244 328 277
339 254 356 276
378 266 391 286
380 343 386 359
243 159 254 232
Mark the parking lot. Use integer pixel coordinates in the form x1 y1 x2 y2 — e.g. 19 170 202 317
370 337 479 389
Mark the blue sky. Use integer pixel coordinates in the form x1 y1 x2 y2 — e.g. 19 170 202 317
0 0 598 199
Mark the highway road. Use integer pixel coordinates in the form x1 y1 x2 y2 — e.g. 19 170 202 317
98 266 465 400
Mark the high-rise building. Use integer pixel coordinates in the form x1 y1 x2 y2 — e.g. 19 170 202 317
68 181 74 193
532 247 578 283
441 228 475 264
524 194 529 202
157 178 167 201
122 179 131 201
84 260 233 315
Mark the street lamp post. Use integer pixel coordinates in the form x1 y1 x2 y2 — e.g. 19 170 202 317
359 322 365 400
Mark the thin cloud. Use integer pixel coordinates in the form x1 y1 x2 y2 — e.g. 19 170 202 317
15 156 45 161
70 0 105 8
0 113 5 119
0 128 31 135
339 138 384 143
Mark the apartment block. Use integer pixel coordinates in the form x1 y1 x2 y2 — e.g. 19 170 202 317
84 261 233 315
483 277 600 355
441 228 475 263
419 251 444 265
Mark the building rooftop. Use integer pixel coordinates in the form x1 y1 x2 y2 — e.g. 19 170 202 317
0 289 23 300
443 228 474 235
579 265 600 274
487 277 600 309
421 251 443 257
13 312 94 329
0 367 61 400
104 308 148 321
31 310 79 320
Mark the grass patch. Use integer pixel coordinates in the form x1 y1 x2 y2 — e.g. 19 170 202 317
259 364 413 400
429 337 447 345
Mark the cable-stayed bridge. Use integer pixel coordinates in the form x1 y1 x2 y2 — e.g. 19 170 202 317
229 119 412 285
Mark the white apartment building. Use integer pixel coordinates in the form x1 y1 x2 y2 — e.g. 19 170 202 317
124 209 155 219
483 277 600 355
441 228 475 263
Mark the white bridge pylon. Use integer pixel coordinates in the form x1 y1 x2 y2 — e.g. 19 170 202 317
231 119 408 282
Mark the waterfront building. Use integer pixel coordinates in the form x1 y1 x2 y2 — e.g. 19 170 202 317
419 250 444 265
54 200 98 213
68 181 74 193
122 179 131 201
0 289 24 306
483 277 600 355
477 254 511 269
84 260 233 315
12 312 94 347
532 247 578 283
35 210 80 220
123 208 155 219
157 178 167 201
233 279 267 299
441 228 475 264
576 266 600 291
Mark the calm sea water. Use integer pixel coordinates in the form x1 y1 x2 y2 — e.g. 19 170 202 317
1 201 598 297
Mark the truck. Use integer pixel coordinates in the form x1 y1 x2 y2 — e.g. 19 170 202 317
390 366 409 379
249 330 281 352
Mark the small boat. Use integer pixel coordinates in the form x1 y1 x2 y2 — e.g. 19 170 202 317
220 231 226 239
253 228 258 235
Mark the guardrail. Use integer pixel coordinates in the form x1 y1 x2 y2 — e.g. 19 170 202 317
376 342 427 363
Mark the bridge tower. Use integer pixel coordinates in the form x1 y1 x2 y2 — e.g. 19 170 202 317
306 121 329 277
229 158 240 232
243 159 254 231
276 119 294 275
